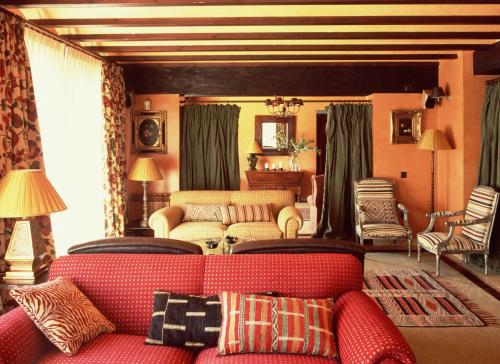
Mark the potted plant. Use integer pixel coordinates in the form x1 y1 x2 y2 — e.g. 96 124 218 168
288 137 316 171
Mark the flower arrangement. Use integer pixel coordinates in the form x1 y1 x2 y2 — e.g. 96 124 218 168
289 137 316 155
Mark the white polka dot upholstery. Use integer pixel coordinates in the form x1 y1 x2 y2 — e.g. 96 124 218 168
0 307 51 363
203 254 363 299
38 334 195 364
1 253 416 364
48 254 206 336
196 347 339 363
334 291 416 364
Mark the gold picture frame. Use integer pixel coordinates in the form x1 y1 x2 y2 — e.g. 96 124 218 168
132 111 167 153
390 109 422 144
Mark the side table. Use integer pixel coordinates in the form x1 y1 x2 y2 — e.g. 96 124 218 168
0 270 49 315
125 220 154 237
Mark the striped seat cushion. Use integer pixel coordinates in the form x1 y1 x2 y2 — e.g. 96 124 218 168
360 224 409 239
218 292 337 358
356 179 395 199
417 232 484 252
462 186 497 244
220 204 274 225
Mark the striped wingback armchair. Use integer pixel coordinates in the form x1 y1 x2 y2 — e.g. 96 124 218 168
417 185 499 276
354 178 413 256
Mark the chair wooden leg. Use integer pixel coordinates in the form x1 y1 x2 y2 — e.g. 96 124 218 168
417 244 421 262
408 238 412 258
435 254 441 276
485 254 488 275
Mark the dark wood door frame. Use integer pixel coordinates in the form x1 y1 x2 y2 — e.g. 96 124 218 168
316 111 327 175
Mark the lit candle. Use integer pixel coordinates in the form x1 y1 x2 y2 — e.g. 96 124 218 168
271 163 276 170
264 163 269 170
278 161 283 170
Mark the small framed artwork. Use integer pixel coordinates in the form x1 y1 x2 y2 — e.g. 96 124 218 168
132 111 167 153
390 109 422 144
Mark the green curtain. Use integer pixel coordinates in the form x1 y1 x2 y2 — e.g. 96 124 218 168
314 103 373 239
476 79 500 271
180 104 241 190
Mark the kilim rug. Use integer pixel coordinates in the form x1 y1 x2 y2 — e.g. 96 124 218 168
363 270 488 327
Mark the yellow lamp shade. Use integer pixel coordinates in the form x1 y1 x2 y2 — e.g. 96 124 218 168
0 169 67 218
416 129 452 151
128 157 163 181
246 140 263 154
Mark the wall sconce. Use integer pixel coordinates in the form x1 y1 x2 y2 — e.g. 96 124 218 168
430 86 449 105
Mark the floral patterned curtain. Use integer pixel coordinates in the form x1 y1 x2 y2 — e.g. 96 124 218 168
0 11 54 274
102 62 127 237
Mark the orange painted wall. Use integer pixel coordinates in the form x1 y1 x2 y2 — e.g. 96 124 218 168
126 94 439 235
372 94 438 233
436 52 496 231
126 94 180 221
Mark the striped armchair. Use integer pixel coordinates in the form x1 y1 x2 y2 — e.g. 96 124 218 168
417 186 499 276
354 178 413 256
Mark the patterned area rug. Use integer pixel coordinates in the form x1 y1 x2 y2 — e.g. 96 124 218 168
363 270 486 327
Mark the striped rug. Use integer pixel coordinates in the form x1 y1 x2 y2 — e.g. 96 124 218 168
363 270 485 327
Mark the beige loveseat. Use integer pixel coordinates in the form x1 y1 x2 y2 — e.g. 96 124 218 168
149 190 303 242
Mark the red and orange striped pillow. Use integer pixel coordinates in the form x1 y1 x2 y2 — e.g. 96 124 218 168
219 204 274 225
218 291 337 358
10 277 115 355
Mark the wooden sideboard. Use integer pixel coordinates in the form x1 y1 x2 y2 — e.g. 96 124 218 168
245 170 303 200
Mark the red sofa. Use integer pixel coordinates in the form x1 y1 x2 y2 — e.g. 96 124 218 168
0 253 416 364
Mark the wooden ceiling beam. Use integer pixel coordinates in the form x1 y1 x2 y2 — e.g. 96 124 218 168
66 32 500 42
92 44 489 52
7 1 500 7
32 16 500 28
122 61 440 67
108 53 458 61
474 40 500 74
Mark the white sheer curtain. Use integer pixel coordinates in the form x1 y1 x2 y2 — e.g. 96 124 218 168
25 29 105 255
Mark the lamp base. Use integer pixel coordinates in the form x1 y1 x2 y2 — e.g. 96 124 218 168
247 154 258 171
4 219 51 285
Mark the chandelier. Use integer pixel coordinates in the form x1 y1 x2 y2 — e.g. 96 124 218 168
265 96 303 118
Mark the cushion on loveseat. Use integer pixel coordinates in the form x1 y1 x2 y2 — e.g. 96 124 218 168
225 222 282 240
38 334 195 364
170 222 228 241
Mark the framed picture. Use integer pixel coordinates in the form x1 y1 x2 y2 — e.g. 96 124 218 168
132 111 167 153
390 109 422 144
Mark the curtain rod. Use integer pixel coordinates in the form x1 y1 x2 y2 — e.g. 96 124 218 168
485 77 500 85
182 98 371 104
0 7 106 63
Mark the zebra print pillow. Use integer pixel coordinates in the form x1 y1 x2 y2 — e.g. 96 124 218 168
10 276 115 355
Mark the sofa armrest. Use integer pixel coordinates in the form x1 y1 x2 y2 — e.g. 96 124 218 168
0 307 51 363
334 291 416 364
277 206 303 239
148 206 184 238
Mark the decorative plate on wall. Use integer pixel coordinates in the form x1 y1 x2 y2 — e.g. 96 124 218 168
132 111 167 153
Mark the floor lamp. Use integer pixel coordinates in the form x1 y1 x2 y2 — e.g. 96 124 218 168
128 157 163 228
0 170 66 284
416 129 451 213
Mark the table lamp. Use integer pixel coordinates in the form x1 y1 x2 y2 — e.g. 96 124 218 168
416 129 451 213
0 169 66 284
246 141 263 171
128 157 163 228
